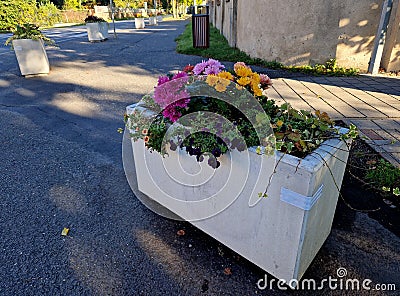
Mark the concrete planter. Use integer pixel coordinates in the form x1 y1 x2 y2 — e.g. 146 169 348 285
135 18 145 29
148 16 157 25
86 22 109 42
126 103 350 284
12 39 50 76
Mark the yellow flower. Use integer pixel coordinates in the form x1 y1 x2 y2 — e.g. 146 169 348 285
250 73 261 84
218 71 234 81
253 86 263 97
237 77 251 86
276 120 284 127
234 62 250 73
235 66 253 77
206 75 219 87
214 78 230 92
235 84 244 90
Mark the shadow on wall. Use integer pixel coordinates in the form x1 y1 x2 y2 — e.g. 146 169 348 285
211 0 396 72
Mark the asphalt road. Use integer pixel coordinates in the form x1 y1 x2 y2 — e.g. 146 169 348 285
0 20 399 296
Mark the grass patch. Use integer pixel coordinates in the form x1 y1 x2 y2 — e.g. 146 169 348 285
176 23 359 76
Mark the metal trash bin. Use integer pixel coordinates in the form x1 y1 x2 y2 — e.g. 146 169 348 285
192 6 210 48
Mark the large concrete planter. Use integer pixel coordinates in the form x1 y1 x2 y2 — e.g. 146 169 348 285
134 18 145 29
148 16 157 25
86 22 109 42
12 39 50 76
126 103 350 284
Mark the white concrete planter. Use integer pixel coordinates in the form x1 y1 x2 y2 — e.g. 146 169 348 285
12 39 50 76
135 18 145 29
148 16 157 25
86 22 109 42
126 103 350 284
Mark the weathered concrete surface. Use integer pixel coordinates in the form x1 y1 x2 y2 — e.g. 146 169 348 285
210 0 400 72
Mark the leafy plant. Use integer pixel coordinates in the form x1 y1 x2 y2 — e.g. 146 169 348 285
84 15 107 23
35 1 62 27
126 60 357 169
176 23 359 77
63 0 81 10
5 23 55 46
0 0 37 31
366 159 400 197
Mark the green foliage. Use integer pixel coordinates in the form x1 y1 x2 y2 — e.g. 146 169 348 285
5 23 55 46
0 0 37 31
176 23 359 77
63 0 80 10
176 23 254 64
35 1 62 27
113 0 142 8
285 59 359 76
84 15 106 22
126 61 358 169
366 159 400 197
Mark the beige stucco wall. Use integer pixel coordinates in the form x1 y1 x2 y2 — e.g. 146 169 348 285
210 0 400 72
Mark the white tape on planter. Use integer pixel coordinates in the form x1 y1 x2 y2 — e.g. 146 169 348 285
280 185 324 210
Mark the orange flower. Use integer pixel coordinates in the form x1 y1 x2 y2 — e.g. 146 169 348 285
235 66 253 77
237 77 251 86
235 84 244 90
250 73 261 84
144 136 149 143
214 78 230 92
206 75 219 87
218 71 234 81
253 87 263 97
142 129 148 135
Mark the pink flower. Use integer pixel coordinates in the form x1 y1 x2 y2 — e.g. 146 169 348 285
154 76 190 122
193 61 208 75
157 75 170 86
193 59 225 76
172 71 188 80
204 65 222 75
260 74 273 88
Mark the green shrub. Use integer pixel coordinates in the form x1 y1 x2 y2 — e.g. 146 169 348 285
63 0 80 10
35 1 62 27
0 0 37 31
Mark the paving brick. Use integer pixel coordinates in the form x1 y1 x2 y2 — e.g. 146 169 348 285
373 119 400 130
265 84 286 105
283 79 342 118
374 129 398 142
391 153 400 167
271 79 312 111
359 129 385 140
322 84 384 118
350 119 381 129
340 87 392 117
365 91 400 113
300 82 363 118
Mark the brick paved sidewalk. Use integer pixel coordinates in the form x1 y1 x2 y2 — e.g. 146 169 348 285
267 74 400 167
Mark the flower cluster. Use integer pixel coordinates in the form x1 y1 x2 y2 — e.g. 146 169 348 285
153 72 190 122
233 62 268 97
192 59 225 75
126 58 357 169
